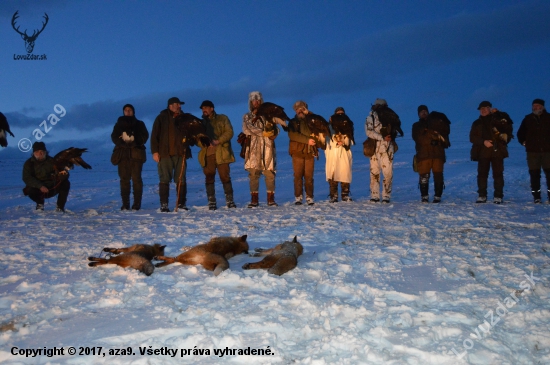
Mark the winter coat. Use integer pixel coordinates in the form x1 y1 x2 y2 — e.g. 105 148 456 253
111 116 149 164
22 155 62 189
150 109 191 159
325 126 353 183
197 112 235 168
516 110 550 153
412 114 450 162
365 111 396 155
288 115 323 159
469 112 513 160
242 111 278 171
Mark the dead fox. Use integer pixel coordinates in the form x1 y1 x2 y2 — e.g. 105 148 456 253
155 235 249 276
88 243 166 276
242 236 303 276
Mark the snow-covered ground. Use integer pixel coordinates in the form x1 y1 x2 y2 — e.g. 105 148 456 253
0 127 549 364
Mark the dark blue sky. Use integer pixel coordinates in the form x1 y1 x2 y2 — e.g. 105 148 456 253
1 0 549 151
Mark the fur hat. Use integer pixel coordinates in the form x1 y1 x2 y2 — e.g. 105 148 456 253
374 98 387 106
248 91 263 111
334 106 345 114
417 105 428 114
33 141 46 152
122 104 135 115
532 98 545 106
477 101 492 110
293 100 308 112
200 100 214 108
167 97 184 106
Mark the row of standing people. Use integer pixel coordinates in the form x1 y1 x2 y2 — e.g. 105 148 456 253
21 95 549 211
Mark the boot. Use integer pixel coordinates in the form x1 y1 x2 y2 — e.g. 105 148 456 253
341 183 352 202
248 192 259 208
132 191 142 211
329 180 338 203
159 183 170 212
121 196 130 211
177 183 188 211
434 182 444 204
206 183 217 210
419 174 429 203
267 192 278 206
223 181 236 208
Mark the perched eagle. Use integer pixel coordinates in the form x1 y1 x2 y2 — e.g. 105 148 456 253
253 102 290 132
174 113 210 147
0 112 15 147
303 112 331 158
53 147 92 175
329 113 355 145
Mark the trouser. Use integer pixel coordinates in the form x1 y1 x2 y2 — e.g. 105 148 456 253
527 152 550 198
118 159 144 206
247 168 276 193
369 151 393 200
203 155 233 203
417 158 444 197
477 157 504 198
329 179 350 198
292 156 314 198
24 179 71 209
157 155 187 204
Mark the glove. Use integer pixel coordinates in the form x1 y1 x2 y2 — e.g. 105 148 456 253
499 133 507 142
262 130 274 138
121 131 134 142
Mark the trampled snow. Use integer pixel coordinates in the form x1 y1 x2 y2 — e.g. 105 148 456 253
0 129 549 364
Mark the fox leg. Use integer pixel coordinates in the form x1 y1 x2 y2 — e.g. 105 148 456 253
196 253 229 276
242 255 280 270
154 255 177 268
268 256 298 276
88 257 108 267
102 247 129 255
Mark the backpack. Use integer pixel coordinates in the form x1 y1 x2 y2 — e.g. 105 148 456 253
376 106 404 139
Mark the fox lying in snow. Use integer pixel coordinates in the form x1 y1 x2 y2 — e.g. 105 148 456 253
88 243 166 276
155 235 249 276
242 236 303 276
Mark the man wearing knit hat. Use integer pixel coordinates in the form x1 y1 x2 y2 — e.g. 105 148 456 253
517 99 550 203
22 141 71 212
411 105 451 203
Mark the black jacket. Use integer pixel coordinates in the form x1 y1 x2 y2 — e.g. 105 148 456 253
412 112 450 161
111 116 149 163
470 111 513 160
517 110 550 153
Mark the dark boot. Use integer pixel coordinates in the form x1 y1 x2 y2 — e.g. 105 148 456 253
248 192 259 208
341 183 352 201
177 183 188 210
132 191 142 210
120 184 131 210
419 174 429 203
529 169 542 203
223 181 236 208
329 179 338 203
433 173 444 203
267 192 278 206
159 183 170 212
206 183 217 210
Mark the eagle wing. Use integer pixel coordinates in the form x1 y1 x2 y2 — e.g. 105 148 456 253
255 102 290 131
0 112 14 148
53 147 92 174
304 113 331 140
175 113 211 147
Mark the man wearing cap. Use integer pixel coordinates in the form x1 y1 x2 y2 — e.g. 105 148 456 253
151 97 191 212
469 101 513 204
242 91 279 207
412 105 451 203
111 104 149 210
517 99 550 203
22 142 70 212
288 100 322 205
325 107 354 202
365 98 400 203
198 100 236 210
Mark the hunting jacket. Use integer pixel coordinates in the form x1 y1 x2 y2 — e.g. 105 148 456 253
365 111 395 155
150 109 191 159
111 116 149 163
517 110 550 153
469 112 513 159
197 111 235 168
288 115 322 159
22 155 58 189
412 115 450 162
242 111 277 171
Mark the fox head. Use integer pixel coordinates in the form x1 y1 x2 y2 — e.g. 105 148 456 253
152 243 166 256
239 235 249 254
289 236 303 257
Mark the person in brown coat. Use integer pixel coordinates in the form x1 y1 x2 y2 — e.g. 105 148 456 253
517 98 550 203
411 105 450 203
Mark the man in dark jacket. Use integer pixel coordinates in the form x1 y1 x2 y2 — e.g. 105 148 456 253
197 100 236 210
469 101 513 204
22 141 70 212
288 100 323 205
150 97 191 212
517 99 550 203
111 104 149 210
412 105 450 203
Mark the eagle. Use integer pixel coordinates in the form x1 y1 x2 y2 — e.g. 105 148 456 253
53 147 92 175
303 112 331 158
0 112 15 147
329 113 355 145
253 102 290 132
174 113 211 147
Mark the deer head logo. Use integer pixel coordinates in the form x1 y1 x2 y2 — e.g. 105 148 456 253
11 11 49 54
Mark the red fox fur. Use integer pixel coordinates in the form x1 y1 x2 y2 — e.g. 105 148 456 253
88 243 166 276
155 235 249 276
242 236 303 276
